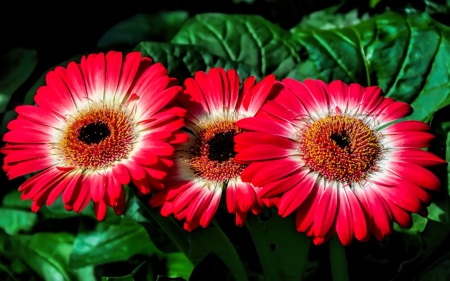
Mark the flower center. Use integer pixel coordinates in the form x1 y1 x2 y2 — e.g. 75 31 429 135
57 105 136 171
77 121 111 145
188 120 245 182
299 115 381 183
207 131 237 162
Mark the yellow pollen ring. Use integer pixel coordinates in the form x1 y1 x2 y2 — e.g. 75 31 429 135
188 119 246 182
299 115 381 183
57 105 136 171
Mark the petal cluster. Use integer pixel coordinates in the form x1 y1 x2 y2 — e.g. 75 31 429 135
235 79 445 245
150 68 278 230
2 51 187 220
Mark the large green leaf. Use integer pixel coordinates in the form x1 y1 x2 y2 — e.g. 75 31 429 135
10 233 74 281
171 14 299 78
70 220 162 269
134 41 258 83
0 48 37 113
0 191 37 235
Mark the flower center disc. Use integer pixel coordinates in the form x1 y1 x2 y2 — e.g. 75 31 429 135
189 120 245 182
58 106 136 170
299 115 381 183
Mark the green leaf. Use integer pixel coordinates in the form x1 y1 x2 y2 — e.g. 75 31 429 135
291 11 450 123
10 233 74 281
394 214 428 235
98 11 189 49
0 191 37 235
188 222 248 281
171 14 299 77
427 107 450 223
0 209 37 235
165 253 193 280
134 41 258 83
70 220 162 269
0 48 37 113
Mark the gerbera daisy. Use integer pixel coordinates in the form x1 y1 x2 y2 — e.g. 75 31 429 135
235 79 445 246
150 68 278 231
2 51 188 220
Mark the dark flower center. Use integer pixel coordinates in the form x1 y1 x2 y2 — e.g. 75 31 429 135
77 121 111 145
330 132 351 150
207 130 236 162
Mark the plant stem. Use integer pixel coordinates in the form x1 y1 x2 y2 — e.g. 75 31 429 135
146 207 191 260
329 235 349 281
130 187 191 260
246 215 280 281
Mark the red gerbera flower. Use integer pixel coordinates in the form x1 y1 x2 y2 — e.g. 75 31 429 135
235 79 445 245
150 68 278 231
2 51 188 220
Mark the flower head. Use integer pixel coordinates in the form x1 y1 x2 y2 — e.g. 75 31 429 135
150 68 278 231
2 51 188 220
235 79 445 245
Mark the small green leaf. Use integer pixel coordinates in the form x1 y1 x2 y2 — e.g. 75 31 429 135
171 14 299 77
166 252 193 280
98 11 189 49
70 220 162 268
394 214 428 235
0 48 37 113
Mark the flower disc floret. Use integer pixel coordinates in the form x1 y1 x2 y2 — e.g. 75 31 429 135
300 115 381 183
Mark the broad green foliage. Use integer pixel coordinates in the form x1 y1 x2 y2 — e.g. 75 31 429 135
171 12 450 123
134 41 258 83
171 14 299 78
70 220 162 268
